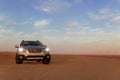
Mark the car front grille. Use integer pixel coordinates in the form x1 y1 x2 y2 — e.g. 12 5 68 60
28 48 42 53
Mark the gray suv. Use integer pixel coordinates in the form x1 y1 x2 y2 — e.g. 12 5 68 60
15 40 51 64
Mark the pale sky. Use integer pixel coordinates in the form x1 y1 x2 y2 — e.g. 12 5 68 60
0 0 120 54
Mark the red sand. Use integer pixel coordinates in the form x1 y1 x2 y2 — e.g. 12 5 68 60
0 52 120 80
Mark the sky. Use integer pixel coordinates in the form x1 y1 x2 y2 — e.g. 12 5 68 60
0 0 120 54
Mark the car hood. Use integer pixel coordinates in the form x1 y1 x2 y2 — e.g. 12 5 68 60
21 46 46 53
21 46 46 49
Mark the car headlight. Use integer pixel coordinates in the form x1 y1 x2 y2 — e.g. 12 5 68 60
18 48 26 52
45 48 49 52
18 48 23 52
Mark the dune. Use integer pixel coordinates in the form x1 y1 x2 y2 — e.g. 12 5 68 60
0 52 120 80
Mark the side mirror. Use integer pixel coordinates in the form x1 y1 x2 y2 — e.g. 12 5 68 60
15 45 19 48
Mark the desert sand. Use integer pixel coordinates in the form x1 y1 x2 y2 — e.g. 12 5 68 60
0 52 120 80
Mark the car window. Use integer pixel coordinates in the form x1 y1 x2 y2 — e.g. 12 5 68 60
20 41 43 46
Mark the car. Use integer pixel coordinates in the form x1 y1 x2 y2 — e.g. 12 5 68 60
15 40 51 64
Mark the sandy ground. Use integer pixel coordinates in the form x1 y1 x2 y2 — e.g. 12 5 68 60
1 52 120 80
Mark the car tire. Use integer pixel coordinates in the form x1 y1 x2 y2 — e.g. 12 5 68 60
42 54 51 64
15 54 23 64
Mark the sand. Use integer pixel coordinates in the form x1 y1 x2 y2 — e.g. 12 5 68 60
0 52 120 80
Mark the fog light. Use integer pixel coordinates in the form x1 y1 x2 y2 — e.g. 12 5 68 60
46 55 50 59
19 56 23 59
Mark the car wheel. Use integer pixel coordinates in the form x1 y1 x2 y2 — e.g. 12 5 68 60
42 54 51 64
15 54 23 64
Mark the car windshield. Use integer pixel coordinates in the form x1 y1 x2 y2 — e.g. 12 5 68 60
20 41 43 46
